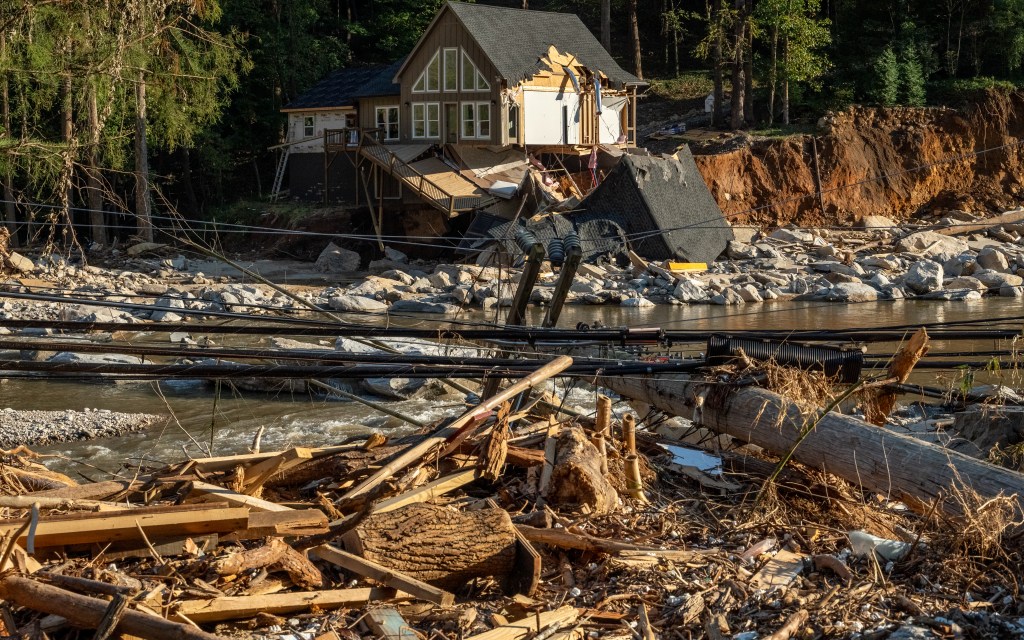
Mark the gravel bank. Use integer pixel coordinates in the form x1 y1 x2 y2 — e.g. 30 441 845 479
0 408 162 449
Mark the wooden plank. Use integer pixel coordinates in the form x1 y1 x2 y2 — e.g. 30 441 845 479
93 534 219 562
465 606 579 640
222 509 328 542
312 544 454 606
172 587 404 623
241 447 313 495
365 468 480 518
366 607 415 640
188 444 359 474
749 550 807 591
0 505 248 549
187 481 293 512
601 373 1024 520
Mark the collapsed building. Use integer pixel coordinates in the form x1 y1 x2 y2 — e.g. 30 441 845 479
274 1 733 263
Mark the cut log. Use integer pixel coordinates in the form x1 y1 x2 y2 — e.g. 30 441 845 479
173 587 403 623
0 576 220 640
215 538 324 590
342 503 518 591
0 504 248 549
312 544 454 605
546 427 618 514
600 374 1024 519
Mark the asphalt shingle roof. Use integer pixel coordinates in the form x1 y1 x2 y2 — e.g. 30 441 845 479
284 61 401 111
446 2 643 87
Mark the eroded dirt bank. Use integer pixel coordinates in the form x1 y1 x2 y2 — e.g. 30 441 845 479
694 90 1024 228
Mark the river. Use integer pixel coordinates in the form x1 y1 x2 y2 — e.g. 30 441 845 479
8 297 1023 477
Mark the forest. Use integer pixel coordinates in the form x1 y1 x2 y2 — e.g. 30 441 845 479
1 0 1024 246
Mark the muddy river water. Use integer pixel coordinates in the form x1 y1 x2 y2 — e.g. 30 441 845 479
7 297 1024 477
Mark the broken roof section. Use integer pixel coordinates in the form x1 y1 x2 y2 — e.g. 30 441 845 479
396 2 644 89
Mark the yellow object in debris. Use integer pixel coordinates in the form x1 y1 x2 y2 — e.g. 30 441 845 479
666 262 708 272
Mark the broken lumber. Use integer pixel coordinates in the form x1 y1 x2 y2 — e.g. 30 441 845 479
186 481 293 512
516 525 711 560
363 468 480 518
0 576 220 640
864 328 929 426
0 504 248 549
337 355 573 504
600 373 1024 518
172 587 403 623
312 544 455 605
465 605 580 640
240 447 313 495
223 509 328 541
342 503 518 590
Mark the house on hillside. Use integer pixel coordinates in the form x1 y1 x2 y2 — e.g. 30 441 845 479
274 2 645 215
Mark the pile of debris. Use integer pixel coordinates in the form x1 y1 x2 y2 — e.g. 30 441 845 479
2 355 1023 640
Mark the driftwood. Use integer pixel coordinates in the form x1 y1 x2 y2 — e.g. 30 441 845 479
546 427 618 514
601 373 1024 518
0 576 220 640
173 587 402 623
864 328 929 425
342 503 518 590
214 538 324 589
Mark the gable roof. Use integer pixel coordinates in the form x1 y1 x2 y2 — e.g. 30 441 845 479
397 2 644 88
283 61 401 112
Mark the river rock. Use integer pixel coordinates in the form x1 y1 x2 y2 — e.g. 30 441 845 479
858 215 896 230
384 246 408 263
360 377 428 400
673 278 708 302
920 289 982 301
348 276 403 299
726 241 759 260
825 282 879 302
1000 284 1024 297
770 227 814 243
451 285 474 304
329 294 388 313
977 247 1010 272
380 269 416 285
389 299 460 314
904 260 943 294
315 242 361 273
5 251 35 273
620 297 654 307
860 255 899 271
895 231 968 262
735 284 763 302
73 305 132 323
49 352 143 365
530 287 554 304
0 408 160 449
711 287 744 305
974 270 1023 290
151 295 186 322
944 276 986 292
570 278 602 295
427 271 452 289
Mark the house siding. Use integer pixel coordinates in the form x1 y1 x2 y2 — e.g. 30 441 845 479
397 9 502 145
285 110 355 152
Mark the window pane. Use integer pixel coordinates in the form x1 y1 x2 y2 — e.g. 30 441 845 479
475 69 490 91
427 53 439 91
462 103 475 137
477 103 490 137
413 104 425 138
413 73 425 92
461 51 475 91
444 49 458 91
427 104 439 138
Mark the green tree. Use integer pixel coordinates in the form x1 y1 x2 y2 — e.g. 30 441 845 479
756 0 831 125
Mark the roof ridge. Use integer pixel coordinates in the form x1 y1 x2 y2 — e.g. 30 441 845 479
446 1 581 18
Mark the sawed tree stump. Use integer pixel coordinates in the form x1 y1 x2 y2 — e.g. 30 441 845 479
547 427 619 514
341 503 517 590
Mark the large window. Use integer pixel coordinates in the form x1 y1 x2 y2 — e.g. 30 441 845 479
461 50 490 92
507 104 519 142
413 51 440 93
303 115 315 138
461 102 490 140
412 102 440 139
443 48 458 92
376 106 399 141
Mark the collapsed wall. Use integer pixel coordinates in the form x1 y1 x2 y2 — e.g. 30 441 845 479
693 90 1024 228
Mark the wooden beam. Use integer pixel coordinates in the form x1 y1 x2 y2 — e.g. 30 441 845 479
465 606 580 640
600 373 1024 519
187 481 293 512
0 505 248 549
241 447 313 495
516 525 711 560
312 544 454 606
187 444 359 474
0 576 220 640
172 588 405 623
362 468 480 519
222 509 328 542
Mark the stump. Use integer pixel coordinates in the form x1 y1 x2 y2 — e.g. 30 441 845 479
546 427 619 514
342 503 518 590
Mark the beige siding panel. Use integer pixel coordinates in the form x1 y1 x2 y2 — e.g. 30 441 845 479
398 9 501 144
285 110 353 152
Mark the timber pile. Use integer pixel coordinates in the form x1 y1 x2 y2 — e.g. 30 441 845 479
1 360 1024 639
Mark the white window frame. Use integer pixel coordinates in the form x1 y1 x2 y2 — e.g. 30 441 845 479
460 50 490 92
375 106 400 141
412 102 440 139
413 50 440 93
303 115 315 138
460 101 491 140
443 48 458 92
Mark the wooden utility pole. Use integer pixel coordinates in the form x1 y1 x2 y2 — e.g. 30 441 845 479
134 71 153 242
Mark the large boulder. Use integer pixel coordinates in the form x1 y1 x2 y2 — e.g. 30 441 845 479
895 231 968 262
328 295 388 313
360 377 429 400
315 242 361 273
389 299 460 314
904 260 943 294
673 278 709 303
824 282 879 302
976 247 1010 273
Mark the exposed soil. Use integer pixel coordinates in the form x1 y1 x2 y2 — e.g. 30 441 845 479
692 90 1024 228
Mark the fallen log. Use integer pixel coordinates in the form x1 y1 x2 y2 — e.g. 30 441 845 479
342 503 518 590
0 576 220 640
546 427 618 514
601 374 1024 518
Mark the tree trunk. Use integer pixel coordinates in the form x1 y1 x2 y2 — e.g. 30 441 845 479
743 22 755 125
1 46 16 247
546 427 618 514
134 71 153 242
672 0 681 76
782 36 790 125
60 74 75 246
342 503 518 590
768 24 778 126
601 0 612 52
86 83 105 246
599 374 1024 520
729 3 745 130
711 0 726 127
629 0 643 79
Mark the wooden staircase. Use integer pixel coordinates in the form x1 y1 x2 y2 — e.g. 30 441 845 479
356 132 496 217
